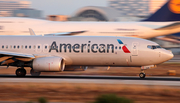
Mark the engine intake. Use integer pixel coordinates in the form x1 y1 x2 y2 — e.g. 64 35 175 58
32 57 65 72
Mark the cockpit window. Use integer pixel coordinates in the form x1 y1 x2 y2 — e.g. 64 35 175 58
147 45 152 49
152 46 156 49
156 46 161 48
147 45 161 50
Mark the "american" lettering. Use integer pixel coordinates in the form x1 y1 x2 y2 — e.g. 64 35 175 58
49 41 115 53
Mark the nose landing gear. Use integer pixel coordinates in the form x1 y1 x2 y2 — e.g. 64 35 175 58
139 71 146 78
139 65 157 78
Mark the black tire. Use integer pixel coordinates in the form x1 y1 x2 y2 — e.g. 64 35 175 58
139 73 146 78
16 68 26 77
30 69 41 76
82 66 88 71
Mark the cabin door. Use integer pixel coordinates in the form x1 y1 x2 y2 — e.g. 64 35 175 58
132 42 138 56
130 42 139 64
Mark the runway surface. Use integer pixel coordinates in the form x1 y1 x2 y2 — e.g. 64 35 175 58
0 75 180 86
0 101 76 103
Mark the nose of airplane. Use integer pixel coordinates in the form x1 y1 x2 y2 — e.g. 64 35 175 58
161 50 174 62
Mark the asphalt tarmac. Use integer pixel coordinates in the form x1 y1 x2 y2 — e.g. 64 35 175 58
0 75 180 86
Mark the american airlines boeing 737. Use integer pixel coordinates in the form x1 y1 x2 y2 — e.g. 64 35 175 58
0 0 179 39
0 30 173 78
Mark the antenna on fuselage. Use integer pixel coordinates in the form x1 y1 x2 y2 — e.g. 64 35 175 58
29 28 36 35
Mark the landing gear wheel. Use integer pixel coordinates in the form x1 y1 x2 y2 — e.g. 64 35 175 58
16 68 26 77
82 66 88 71
30 69 41 76
139 73 146 78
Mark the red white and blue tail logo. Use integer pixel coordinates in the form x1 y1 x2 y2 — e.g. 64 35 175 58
117 39 131 53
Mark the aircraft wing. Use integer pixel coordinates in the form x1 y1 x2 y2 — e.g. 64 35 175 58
0 50 35 66
43 31 87 36
155 22 180 30
156 35 180 44
29 28 87 36
153 22 180 44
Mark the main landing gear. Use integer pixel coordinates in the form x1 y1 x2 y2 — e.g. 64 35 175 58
15 68 41 77
30 69 41 76
16 68 26 77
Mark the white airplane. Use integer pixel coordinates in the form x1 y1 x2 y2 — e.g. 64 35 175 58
0 17 179 39
0 30 173 78
0 1 179 39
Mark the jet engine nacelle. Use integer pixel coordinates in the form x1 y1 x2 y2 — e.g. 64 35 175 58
32 57 65 72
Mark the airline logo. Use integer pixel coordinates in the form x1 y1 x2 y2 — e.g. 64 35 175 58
169 0 180 14
117 39 131 53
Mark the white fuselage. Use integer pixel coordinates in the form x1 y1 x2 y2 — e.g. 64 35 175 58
0 17 179 39
0 36 173 67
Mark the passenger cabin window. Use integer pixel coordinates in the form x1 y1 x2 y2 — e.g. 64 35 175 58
29 46 31 49
38 46 40 49
14 46 16 49
147 45 161 50
45 46 47 49
17 46 19 49
6 46 8 49
25 46 27 49
2 45 4 49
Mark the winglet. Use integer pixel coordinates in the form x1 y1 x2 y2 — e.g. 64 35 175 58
29 28 36 35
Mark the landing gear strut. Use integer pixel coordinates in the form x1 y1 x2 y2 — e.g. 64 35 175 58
16 68 26 77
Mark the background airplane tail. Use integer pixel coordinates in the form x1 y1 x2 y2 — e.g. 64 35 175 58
144 0 180 21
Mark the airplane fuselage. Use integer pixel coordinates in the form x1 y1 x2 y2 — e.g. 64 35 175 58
0 36 173 67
